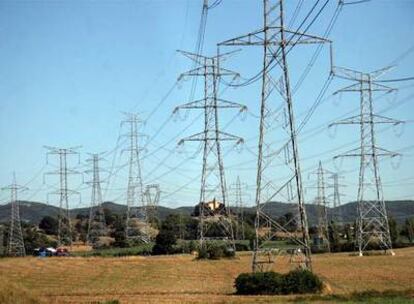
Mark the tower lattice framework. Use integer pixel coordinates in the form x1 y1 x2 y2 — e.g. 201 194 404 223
329 172 345 224
44 146 81 247
174 50 246 249
121 113 150 243
86 153 107 246
309 161 332 252
330 66 403 256
144 184 160 226
234 176 245 240
219 0 332 271
3 173 27 256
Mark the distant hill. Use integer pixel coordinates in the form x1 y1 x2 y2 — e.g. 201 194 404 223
0 200 413 226
0 201 60 224
243 200 414 225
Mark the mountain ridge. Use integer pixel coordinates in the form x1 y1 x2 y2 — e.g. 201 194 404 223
0 200 413 226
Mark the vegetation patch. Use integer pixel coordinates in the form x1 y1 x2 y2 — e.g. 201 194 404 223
234 269 323 295
197 242 235 260
72 244 153 257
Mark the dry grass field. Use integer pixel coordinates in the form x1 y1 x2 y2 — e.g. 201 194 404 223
0 247 414 304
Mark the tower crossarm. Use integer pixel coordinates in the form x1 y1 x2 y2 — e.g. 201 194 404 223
219 27 331 47
329 114 404 127
178 67 239 80
334 146 400 158
178 130 244 144
332 65 394 82
173 98 247 112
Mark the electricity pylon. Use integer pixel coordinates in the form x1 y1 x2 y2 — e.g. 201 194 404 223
174 50 246 249
309 161 331 252
234 176 245 240
330 66 403 256
329 173 345 223
44 146 81 247
2 173 27 257
0 225 4 256
144 184 160 227
219 0 332 272
86 153 107 246
121 112 149 243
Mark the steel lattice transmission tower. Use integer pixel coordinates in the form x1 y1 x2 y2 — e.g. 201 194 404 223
0 225 4 256
86 153 107 246
2 173 27 257
144 184 160 226
174 50 246 249
309 161 331 252
219 0 332 272
44 146 81 247
234 176 245 240
330 66 403 256
329 172 345 223
121 112 150 243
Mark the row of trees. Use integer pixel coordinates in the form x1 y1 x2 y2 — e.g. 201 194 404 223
1 207 413 256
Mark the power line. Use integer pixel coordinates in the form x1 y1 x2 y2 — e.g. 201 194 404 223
377 76 414 83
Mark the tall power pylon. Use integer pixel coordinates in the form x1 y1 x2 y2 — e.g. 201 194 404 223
121 112 149 243
86 153 107 246
0 225 4 256
144 184 160 226
219 0 332 271
174 50 245 249
44 146 81 247
330 172 345 223
330 66 403 256
234 176 245 240
309 161 331 252
2 173 27 256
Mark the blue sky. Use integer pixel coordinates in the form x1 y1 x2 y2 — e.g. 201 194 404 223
0 0 413 209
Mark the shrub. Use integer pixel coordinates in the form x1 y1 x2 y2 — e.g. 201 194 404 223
197 246 209 259
209 244 224 260
196 243 235 260
235 272 284 295
234 269 323 295
235 242 250 251
281 269 323 294
152 229 177 255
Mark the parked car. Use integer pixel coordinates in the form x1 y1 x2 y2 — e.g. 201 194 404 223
56 247 69 257
33 247 55 257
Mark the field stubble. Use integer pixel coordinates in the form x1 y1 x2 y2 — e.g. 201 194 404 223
0 248 413 303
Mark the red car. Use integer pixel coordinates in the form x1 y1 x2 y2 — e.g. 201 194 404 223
56 247 69 257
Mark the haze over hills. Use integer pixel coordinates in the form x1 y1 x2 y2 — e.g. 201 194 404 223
0 200 413 226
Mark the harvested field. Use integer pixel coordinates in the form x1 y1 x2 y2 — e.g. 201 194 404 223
0 248 413 303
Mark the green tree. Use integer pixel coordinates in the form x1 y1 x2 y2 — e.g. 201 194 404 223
400 217 414 243
103 208 117 226
152 229 177 255
23 225 56 254
328 221 341 252
388 217 399 246
38 216 58 235
111 215 128 247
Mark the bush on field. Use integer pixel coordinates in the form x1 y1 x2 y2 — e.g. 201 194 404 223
235 242 250 251
197 243 235 260
235 269 323 295
235 272 284 295
281 269 323 294
152 229 177 255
